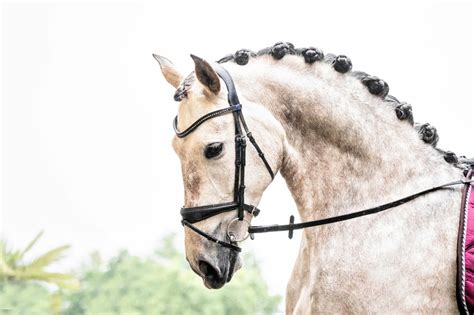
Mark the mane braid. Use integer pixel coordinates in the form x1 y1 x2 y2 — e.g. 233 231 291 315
214 41 471 168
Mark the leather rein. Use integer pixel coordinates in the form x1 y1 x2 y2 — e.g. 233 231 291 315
175 64 474 252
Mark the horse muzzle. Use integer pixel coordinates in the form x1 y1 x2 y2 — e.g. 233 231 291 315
193 250 241 289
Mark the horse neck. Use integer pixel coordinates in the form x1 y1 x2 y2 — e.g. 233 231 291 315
227 56 460 222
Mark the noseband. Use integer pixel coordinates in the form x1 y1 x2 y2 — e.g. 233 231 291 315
175 64 274 252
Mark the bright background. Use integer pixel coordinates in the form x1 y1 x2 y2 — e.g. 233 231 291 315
2 0 473 301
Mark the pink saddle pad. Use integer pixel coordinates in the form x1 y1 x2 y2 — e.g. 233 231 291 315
457 169 474 314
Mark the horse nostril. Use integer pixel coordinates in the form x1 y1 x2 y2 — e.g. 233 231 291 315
199 260 220 282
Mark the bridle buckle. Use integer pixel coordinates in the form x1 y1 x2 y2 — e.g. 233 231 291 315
251 206 260 217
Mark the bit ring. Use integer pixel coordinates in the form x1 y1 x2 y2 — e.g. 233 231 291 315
226 217 251 242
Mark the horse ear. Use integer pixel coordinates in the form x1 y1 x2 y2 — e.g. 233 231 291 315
152 54 183 88
190 54 220 95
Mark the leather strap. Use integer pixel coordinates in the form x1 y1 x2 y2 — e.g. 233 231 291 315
249 179 474 237
181 203 259 224
173 105 241 138
238 111 275 179
182 220 242 252
213 65 241 106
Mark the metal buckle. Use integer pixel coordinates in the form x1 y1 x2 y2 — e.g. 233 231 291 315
251 206 258 217
249 207 258 240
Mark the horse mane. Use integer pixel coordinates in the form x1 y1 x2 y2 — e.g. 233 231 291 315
177 41 470 171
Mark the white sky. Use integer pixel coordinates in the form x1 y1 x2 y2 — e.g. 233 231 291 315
1 0 473 300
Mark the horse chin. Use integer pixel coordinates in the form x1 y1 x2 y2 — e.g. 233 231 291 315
203 277 227 289
226 253 242 283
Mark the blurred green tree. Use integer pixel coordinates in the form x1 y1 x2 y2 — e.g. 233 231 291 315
0 233 280 314
63 234 281 315
0 281 51 315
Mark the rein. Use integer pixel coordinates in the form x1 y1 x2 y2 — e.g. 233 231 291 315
249 178 474 239
174 63 474 252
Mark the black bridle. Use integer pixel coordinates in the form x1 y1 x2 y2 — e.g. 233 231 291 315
175 64 474 253
175 64 274 252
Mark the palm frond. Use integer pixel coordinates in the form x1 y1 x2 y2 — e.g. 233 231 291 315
0 232 79 290
27 245 70 270
20 230 44 259
1 240 23 268
0 240 18 274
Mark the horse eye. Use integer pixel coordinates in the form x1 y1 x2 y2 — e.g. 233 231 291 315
204 142 224 159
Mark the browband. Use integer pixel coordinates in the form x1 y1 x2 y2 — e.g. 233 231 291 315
173 105 242 138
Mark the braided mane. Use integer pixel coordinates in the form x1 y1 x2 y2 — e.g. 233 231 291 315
179 42 471 172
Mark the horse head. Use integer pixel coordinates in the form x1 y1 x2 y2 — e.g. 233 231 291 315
154 53 284 288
